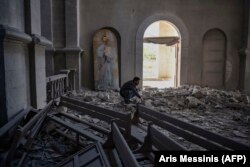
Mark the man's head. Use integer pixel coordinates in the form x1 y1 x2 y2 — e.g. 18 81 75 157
133 76 140 86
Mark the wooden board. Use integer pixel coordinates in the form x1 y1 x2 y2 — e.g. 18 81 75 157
56 142 111 167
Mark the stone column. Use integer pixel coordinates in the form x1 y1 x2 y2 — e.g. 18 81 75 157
25 0 51 108
41 0 54 77
65 0 83 90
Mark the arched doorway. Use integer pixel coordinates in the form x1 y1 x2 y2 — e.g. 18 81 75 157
202 29 226 88
136 13 189 88
143 20 180 88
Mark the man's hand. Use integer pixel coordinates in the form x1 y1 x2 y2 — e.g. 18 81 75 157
140 97 143 102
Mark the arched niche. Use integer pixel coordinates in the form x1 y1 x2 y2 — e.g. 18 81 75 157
93 28 120 90
202 29 227 88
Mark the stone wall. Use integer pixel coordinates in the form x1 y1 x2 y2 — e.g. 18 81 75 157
1 1 248 127
79 0 244 89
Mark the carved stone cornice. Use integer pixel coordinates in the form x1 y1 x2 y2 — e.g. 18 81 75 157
0 25 31 43
31 34 52 46
46 47 84 54
239 48 250 56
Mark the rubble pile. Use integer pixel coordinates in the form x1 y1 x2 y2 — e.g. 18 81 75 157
144 85 250 147
68 89 136 113
17 130 81 166
142 85 250 111
2 85 250 165
69 85 250 146
58 106 110 137
11 106 111 166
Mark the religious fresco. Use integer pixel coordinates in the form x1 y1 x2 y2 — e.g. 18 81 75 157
93 29 119 90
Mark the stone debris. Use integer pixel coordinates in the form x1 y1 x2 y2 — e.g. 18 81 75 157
68 85 250 147
92 118 100 124
215 104 223 109
247 116 250 123
191 85 204 99
14 129 84 167
83 95 93 102
68 89 137 113
185 96 205 108
7 104 111 167
232 131 248 138
10 84 249 165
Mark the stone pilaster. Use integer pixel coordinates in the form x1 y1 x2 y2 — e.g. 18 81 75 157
65 0 83 90
25 0 52 108
244 49 250 93
239 0 250 93
244 0 250 93
29 35 51 108
41 0 54 77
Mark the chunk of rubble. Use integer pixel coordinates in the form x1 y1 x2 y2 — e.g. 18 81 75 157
83 95 93 102
57 106 68 113
92 118 100 124
185 96 204 108
232 115 241 121
246 116 250 123
144 99 153 108
241 95 250 104
215 104 223 109
232 131 248 138
191 86 204 99
97 92 110 101
152 99 166 107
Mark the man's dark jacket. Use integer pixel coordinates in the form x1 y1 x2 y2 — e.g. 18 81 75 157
120 80 141 98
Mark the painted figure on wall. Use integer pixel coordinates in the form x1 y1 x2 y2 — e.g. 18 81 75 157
93 29 119 90
97 36 113 88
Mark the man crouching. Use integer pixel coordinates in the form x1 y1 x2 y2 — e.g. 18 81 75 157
120 77 143 104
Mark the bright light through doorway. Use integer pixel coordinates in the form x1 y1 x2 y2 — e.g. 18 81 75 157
143 20 180 89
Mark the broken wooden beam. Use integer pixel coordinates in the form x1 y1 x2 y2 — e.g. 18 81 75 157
4 101 53 167
104 121 140 167
56 142 111 167
61 96 131 139
59 111 110 135
48 115 105 144
0 107 32 137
